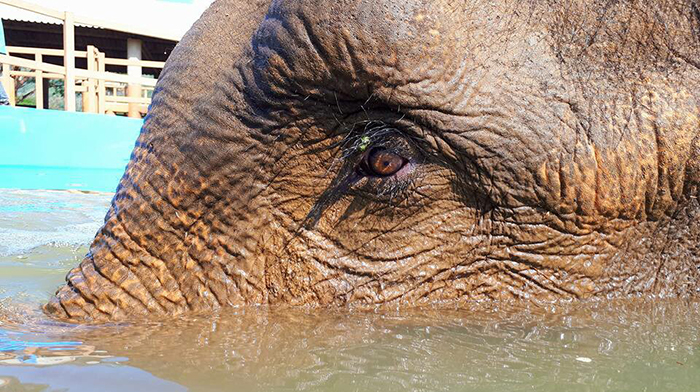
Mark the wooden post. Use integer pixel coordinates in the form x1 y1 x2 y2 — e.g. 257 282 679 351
35 53 44 109
80 80 88 111
63 11 76 112
97 51 106 114
1 63 10 104
1 63 15 106
85 45 97 113
126 38 142 118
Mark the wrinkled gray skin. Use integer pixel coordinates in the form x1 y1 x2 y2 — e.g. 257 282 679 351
45 0 700 322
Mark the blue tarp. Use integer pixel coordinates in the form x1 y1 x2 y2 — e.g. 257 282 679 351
0 106 142 192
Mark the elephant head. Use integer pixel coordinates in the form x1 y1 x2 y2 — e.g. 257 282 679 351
45 0 700 322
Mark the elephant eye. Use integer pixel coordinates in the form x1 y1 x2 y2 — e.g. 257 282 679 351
362 147 407 177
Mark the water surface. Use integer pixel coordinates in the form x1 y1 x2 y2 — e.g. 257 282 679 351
0 189 698 391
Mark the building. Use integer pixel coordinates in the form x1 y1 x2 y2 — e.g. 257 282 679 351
0 0 214 117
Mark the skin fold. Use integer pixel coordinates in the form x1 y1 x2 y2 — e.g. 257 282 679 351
43 0 700 322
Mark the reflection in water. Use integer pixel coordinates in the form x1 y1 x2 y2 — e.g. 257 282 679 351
0 365 187 392
2 300 700 392
0 191 699 391
0 328 84 365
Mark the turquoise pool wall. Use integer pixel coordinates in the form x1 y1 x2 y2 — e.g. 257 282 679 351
0 106 142 192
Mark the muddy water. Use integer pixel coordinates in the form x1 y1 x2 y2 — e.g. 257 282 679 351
0 189 699 392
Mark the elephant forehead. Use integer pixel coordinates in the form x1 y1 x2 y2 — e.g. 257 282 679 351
249 0 542 105
259 0 455 64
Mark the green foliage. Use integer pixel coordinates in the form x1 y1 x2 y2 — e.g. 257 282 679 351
17 96 35 107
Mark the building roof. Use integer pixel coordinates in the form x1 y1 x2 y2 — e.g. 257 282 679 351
0 0 215 41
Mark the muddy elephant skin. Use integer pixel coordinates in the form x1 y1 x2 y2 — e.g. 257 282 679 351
45 0 700 322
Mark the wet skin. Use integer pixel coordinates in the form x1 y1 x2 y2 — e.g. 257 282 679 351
44 0 700 322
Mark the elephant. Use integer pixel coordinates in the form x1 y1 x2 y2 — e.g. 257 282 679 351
44 0 700 322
